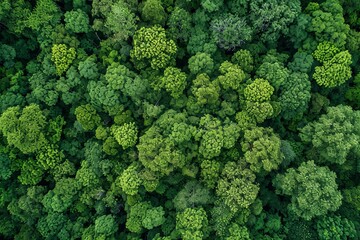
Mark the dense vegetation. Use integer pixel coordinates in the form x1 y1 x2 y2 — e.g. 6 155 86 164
0 0 360 239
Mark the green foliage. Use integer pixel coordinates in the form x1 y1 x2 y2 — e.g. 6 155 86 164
0 1 359 239
313 48 352 88
343 186 360 211
316 215 357 240
126 201 165 233
256 61 290 90
141 0 166 25
306 0 350 48
0 104 47 154
201 0 223 13
245 101 274 123
51 44 76 76
78 55 99 80
313 41 340 63
87 80 119 108
241 127 283 173
210 14 252 50
200 159 221 189
111 122 138 149
64 9 90 33
244 78 274 102
231 49 254 73
188 52 214 75
279 72 311 120
160 67 187 98
74 104 101 131
26 0 61 31
249 0 301 43
191 73 220 106
0 44 16 68
197 115 240 159
216 161 259 212
131 25 177 70
217 61 246 90
176 207 209 240
288 51 314 73
300 105 360 165
285 218 317 240
173 181 211 211
105 1 137 42
274 160 342 220
36 212 67 239
118 164 142 195
226 223 251 240
95 215 117 236
167 7 192 42
346 74 360 109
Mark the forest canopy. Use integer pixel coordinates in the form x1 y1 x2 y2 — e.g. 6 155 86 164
0 0 360 239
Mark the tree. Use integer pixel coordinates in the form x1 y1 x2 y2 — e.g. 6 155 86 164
256 61 290 90
306 0 350 48
74 104 101 131
312 43 352 88
42 177 80 212
241 127 284 173
159 67 187 98
142 206 166 230
191 73 220 106
117 164 142 196
87 80 119 108
137 110 196 181
26 0 61 31
173 180 211 211
94 215 117 236
288 51 314 73
0 104 47 154
64 9 90 33
343 186 360 211
126 202 165 233
167 7 192 42
27 71 59 106
131 26 177 70
243 78 275 123
273 160 342 220
176 207 209 240
217 61 246 90
249 0 301 44
279 72 311 120
244 78 274 102
200 160 221 189
216 161 259 213
111 122 138 149
141 0 166 25
105 1 137 42
188 52 214 75
36 212 67 239
0 44 16 68
316 215 357 240
210 14 252 50
300 105 360 165
197 115 240 159
78 55 99 80
201 0 223 13
346 73 360 109
226 223 251 240
245 102 274 124
231 49 254 73
51 44 76 76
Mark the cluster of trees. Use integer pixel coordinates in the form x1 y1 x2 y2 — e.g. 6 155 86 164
0 0 360 239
